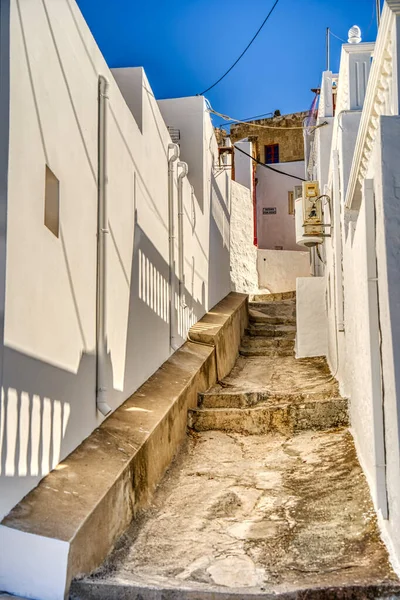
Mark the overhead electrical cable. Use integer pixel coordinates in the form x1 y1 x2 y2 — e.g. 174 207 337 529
198 0 281 96
219 111 274 127
234 145 306 182
329 30 346 43
209 106 327 131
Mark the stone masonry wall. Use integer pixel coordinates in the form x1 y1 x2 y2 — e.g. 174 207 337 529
230 180 259 293
230 112 307 164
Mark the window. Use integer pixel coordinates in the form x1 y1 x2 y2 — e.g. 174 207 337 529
265 143 279 164
288 191 294 215
44 165 60 237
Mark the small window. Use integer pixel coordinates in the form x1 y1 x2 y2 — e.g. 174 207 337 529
44 165 60 237
265 143 279 164
288 191 294 215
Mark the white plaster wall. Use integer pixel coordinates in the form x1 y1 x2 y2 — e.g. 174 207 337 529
256 160 305 251
316 117 333 191
257 249 310 293
295 277 328 358
157 95 231 310
338 111 362 201
157 96 205 212
307 29 400 572
0 0 231 524
234 141 253 192
359 117 400 569
230 180 258 293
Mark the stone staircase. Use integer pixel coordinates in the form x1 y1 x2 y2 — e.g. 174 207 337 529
188 293 348 436
72 292 400 599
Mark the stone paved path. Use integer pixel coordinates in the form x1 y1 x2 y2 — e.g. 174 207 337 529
72 294 400 599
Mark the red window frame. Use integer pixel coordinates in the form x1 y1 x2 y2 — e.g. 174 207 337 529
265 144 279 164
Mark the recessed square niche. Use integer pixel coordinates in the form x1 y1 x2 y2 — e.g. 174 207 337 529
44 165 60 238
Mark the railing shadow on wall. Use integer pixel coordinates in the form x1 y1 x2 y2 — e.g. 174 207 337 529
120 216 208 397
0 347 102 518
0 0 223 521
0 215 209 519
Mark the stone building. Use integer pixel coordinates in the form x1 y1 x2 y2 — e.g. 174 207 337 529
230 111 308 164
230 112 311 292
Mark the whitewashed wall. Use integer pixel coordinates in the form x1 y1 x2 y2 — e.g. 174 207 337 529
234 141 253 192
157 96 231 309
312 6 400 571
256 160 305 250
257 249 310 293
0 0 231 520
230 180 258 293
295 277 328 358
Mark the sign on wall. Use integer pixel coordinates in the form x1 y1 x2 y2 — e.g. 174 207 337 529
263 207 277 215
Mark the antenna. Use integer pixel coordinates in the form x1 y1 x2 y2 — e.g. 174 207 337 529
326 27 330 71
376 0 381 27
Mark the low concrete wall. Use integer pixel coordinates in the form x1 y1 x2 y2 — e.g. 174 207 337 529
296 277 328 358
189 292 248 380
257 249 310 293
0 292 248 600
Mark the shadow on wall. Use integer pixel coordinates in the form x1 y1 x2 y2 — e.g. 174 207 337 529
0 214 208 520
0 0 226 521
0 348 101 519
208 171 230 308
121 215 207 397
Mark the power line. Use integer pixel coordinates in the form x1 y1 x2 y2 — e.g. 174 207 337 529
234 145 306 181
198 0 281 96
219 111 274 128
209 107 308 130
329 30 346 43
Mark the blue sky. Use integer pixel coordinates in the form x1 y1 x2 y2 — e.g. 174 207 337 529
77 0 380 124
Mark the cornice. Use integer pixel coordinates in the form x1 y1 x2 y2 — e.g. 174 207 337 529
341 42 376 55
345 2 397 209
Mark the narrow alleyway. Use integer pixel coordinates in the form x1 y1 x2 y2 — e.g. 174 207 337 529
72 294 400 599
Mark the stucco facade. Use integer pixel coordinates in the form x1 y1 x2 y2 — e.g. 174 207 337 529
230 113 307 252
300 1 400 573
256 160 305 250
0 0 231 524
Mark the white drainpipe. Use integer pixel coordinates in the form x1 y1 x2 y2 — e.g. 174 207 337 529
96 75 112 417
177 161 188 309
168 143 180 350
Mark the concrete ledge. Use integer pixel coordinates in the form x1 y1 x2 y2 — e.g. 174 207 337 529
189 292 248 380
0 293 246 600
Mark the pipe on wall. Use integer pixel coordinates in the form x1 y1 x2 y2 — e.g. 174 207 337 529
177 161 188 309
168 143 180 350
96 75 112 417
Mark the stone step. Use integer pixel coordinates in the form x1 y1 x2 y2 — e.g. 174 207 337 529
239 346 294 357
188 397 349 435
249 308 296 326
241 336 295 350
248 300 296 318
249 290 296 302
71 580 400 600
199 388 340 409
245 323 296 339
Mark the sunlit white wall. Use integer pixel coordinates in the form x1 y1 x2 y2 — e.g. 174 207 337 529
0 0 231 519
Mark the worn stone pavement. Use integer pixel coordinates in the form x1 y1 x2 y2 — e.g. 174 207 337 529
72 295 400 599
